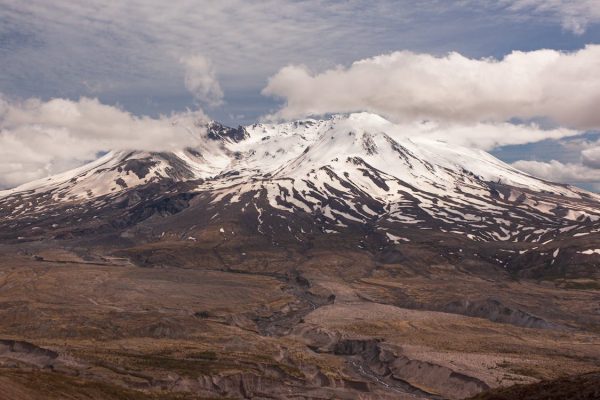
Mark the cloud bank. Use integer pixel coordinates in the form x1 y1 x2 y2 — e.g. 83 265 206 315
263 45 600 131
0 96 208 188
406 121 578 151
513 159 600 191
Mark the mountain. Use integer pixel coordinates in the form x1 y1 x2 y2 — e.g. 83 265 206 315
1 112 599 277
1 113 600 400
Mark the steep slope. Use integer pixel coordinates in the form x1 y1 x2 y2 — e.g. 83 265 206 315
1 113 600 278
206 113 600 244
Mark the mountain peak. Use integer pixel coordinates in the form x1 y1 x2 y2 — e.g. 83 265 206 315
1 113 594 203
206 121 249 142
2 114 600 247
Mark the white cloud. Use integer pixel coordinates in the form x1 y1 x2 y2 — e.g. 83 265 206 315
581 145 600 168
407 121 578 151
0 96 209 188
2 1 598 123
263 45 600 132
180 55 224 107
513 159 600 187
502 0 600 35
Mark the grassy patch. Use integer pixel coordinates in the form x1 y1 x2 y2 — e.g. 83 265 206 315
562 280 600 290
125 353 229 377
0 370 225 400
187 350 218 360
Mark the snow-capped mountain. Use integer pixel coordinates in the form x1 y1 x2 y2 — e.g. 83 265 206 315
1 113 600 275
208 113 600 242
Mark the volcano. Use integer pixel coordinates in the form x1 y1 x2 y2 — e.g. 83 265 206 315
1 113 599 399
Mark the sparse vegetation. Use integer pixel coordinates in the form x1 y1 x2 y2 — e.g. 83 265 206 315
468 371 600 400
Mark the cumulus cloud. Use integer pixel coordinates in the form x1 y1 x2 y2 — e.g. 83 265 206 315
0 96 209 188
513 140 600 191
263 45 600 131
581 145 600 169
180 55 224 107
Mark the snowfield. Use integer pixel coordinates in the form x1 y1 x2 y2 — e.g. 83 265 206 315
2 112 600 244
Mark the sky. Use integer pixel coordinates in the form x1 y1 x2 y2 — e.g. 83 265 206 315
1 0 600 190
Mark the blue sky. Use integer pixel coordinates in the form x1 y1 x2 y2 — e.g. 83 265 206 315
2 1 599 123
1 1 600 189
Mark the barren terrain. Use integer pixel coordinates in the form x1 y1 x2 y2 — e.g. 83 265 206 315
0 237 599 400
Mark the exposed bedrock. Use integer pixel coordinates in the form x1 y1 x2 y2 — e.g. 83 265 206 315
0 339 59 368
297 328 489 400
391 296 559 330
441 298 558 330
